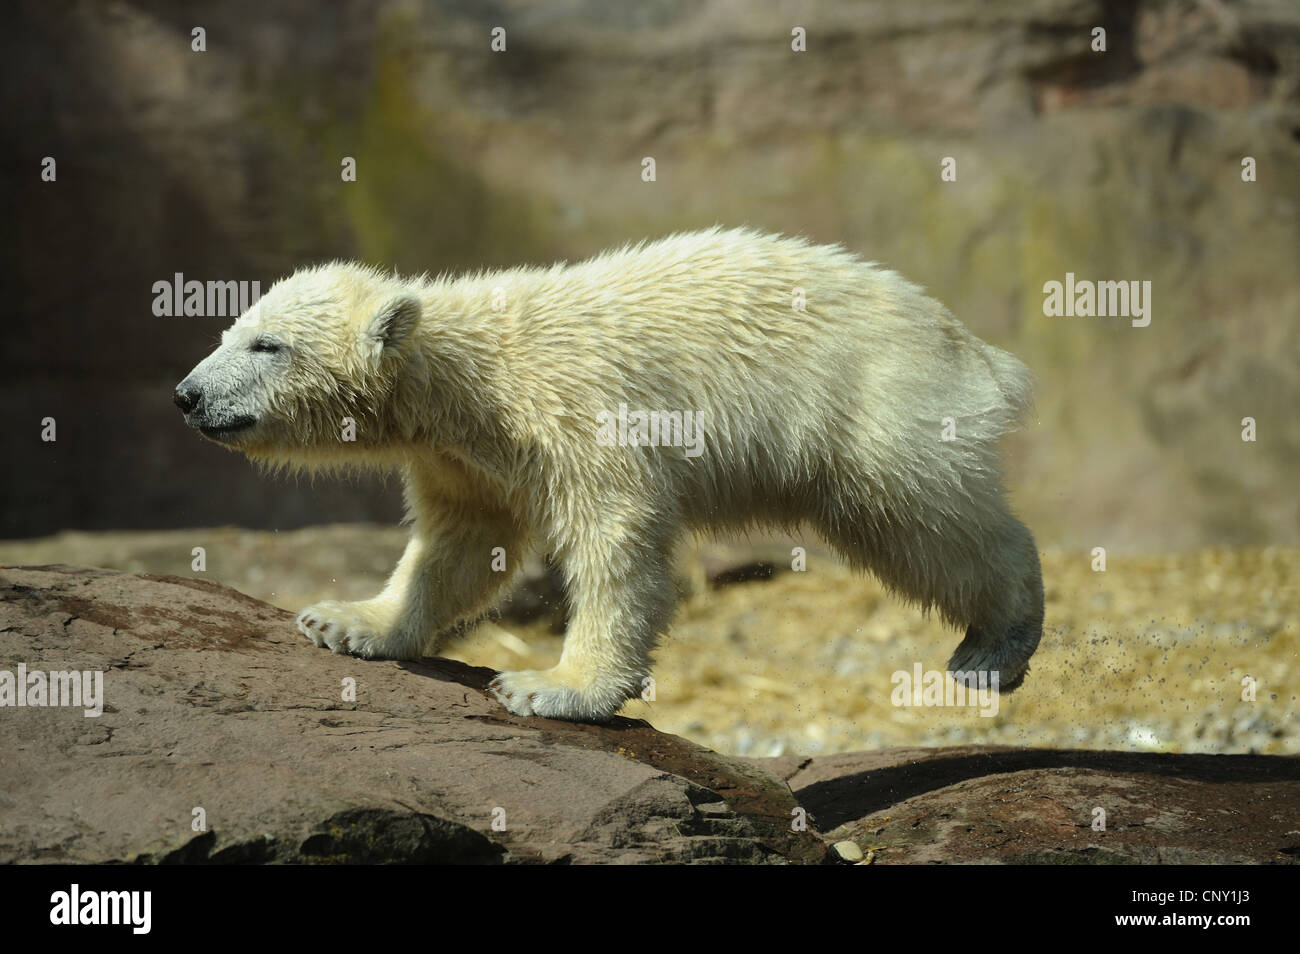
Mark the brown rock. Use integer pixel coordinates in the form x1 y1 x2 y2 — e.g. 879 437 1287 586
0 565 824 864
4 565 1295 864
779 746 1300 864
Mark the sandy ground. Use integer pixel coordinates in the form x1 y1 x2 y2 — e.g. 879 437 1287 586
2 527 1294 758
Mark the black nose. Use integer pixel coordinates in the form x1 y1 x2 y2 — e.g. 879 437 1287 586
174 382 200 414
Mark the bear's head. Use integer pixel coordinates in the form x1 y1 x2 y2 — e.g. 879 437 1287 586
174 264 420 465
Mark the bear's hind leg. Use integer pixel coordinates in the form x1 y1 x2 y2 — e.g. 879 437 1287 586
944 513 1043 690
817 489 1044 691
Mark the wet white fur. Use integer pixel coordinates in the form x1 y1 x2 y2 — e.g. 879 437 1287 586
180 227 1043 722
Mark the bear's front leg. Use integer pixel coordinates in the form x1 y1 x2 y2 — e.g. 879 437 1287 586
297 531 435 660
298 494 521 660
490 530 677 722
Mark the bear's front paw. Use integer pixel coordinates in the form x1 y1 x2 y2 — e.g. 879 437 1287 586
297 600 411 660
488 668 632 723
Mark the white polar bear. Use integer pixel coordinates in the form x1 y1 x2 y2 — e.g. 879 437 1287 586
175 227 1044 722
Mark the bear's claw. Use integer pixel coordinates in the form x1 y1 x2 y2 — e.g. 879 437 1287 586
296 600 396 659
488 669 626 722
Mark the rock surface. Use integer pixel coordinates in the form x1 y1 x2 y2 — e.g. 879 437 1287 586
0 565 821 864
2 565 1296 864
778 747 1300 864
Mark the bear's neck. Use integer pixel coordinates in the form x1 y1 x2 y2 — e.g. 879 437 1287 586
396 276 521 475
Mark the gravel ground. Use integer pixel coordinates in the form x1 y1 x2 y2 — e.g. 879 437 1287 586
3 527 1294 758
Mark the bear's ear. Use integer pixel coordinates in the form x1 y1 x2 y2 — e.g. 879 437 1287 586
362 294 420 360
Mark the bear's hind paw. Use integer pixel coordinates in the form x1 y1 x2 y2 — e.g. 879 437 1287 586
488 669 629 723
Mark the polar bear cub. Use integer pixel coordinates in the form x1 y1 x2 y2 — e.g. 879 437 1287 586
175 227 1044 722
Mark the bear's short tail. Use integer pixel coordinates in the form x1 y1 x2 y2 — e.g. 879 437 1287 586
981 342 1035 429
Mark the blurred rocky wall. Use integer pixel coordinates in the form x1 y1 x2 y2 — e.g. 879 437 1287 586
2 0 1297 548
